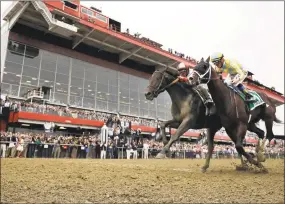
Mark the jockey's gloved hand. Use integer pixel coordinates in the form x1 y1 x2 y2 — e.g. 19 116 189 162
178 76 188 82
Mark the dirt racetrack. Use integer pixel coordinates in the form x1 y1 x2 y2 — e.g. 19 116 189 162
1 159 284 204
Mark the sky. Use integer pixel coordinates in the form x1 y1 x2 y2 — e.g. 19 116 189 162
1 1 284 134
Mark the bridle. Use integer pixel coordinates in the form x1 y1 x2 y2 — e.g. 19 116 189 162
191 62 219 84
150 67 179 96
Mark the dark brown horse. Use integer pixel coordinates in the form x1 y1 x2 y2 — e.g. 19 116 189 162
145 66 222 159
189 57 283 169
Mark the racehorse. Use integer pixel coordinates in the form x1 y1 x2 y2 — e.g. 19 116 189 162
145 66 222 163
189 57 283 169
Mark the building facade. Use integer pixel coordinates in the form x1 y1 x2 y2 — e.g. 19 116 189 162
2 39 172 120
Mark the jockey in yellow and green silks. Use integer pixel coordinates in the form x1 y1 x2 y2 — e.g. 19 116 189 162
210 52 254 102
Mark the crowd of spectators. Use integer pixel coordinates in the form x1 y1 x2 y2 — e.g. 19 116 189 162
1 131 284 160
108 25 198 64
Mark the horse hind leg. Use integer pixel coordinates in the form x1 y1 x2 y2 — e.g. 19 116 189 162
248 122 265 140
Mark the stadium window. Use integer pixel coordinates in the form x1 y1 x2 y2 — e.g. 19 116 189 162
81 7 94 16
2 72 21 85
63 1 78 10
95 13 107 23
8 41 25 55
4 61 22 75
6 50 24 65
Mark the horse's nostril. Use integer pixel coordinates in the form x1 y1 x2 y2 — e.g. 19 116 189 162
189 77 193 81
145 92 151 97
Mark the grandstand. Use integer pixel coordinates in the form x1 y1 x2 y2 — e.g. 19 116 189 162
1 1 284 145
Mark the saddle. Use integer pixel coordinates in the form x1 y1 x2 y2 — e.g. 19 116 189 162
226 84 265 112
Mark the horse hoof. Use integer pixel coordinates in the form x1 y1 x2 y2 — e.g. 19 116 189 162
155 153 166 159
236 165 248 171
201 168 207 173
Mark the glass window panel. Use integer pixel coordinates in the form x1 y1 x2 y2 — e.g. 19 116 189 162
57 64 70 75
107 70 117 86
8 41 25 54
55 83 68 94
106 94 117 102
25 45 40 57
130 98 138 106
119 104 129 114
4 61 22 74
70 95 82 107
140 100 148 109
119 80 129 89
24 53 41 68
140 108 149 117
97 92 107 101
54 93 67 104
41 60 56 72
96 100 107 110
130 90 138 101
55 73 69 85
11 85 19 97
83 98 95 109
6 50 24 64
1 83 11 95
84 80 96 90
130 80 139 91
21 75 38 87
130 106 139 116
19 86 32 97
108 102 118 112
139 93 146 101
119 88 129 98
97 70 108 84
22 66 39 78
71 59 85 78
2 72 21 85
97 83 108 93
70 86 83 96
149 108 156 118
39 79 54 88
120 95 129 104
157 111 165 119
139 78 148 92
42 50 57 63
119 72 129 81
109 85 118 95
84 68 97 81
40 70 55 82
71 77 83 88
149 101 156 110
84 88 95 99
57 55 70 71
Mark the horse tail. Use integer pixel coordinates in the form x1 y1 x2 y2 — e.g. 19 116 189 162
274 115 284 124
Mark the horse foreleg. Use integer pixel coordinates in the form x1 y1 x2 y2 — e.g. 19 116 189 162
158 119 180 145
201 127 218 173
233 124 261 168
156 117 192 159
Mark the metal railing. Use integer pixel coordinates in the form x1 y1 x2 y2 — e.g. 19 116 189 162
1 142 284 159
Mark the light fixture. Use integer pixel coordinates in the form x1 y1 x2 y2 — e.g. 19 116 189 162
26 81 31 83
44 80 49 82
78 87 82 89
88 89 92 91
22 124 30 126
56 83 61 85
32 78 37 80
16 75 21 77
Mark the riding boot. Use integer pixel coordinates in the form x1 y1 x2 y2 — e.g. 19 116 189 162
243 89 255 103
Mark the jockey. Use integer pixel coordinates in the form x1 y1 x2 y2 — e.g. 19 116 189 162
177 62 215 116
210 52 254 102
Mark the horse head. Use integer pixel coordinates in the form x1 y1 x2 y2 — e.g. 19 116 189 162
145 66 179 101
189 56 218 86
